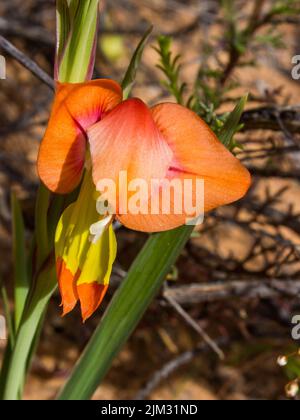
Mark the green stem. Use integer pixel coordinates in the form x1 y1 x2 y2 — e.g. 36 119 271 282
57 225 193 400
58 0 99 83
35 184 50 269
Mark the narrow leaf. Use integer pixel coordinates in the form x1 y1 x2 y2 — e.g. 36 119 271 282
219 94 248 149
35 184 50 269
11 192 29 329
3 267 57 400
122 25 153 99
56 0 71 58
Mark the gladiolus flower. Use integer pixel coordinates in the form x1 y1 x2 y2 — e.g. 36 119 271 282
38 79 250 320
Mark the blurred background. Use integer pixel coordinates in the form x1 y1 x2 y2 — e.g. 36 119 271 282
1 0 300 400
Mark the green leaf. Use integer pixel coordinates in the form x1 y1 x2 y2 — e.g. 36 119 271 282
58 0 99 82
11 193 29 330
0 342 13 399
35 184 50 269
56 0 71 60
219 94 248 150
57 225 193 400
122 25 153 99
3 267 57 400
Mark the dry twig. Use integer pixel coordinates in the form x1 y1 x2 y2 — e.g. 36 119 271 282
164 279 300 306
0 35 54 89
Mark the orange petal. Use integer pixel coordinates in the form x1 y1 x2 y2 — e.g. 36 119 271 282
77 283 109 322
116 213 186 233
151 103 251 211
38 79 122 194
88 98 173 213
56 257 80 317
118 103 251 232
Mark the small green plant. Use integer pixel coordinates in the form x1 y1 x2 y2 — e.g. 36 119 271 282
154 35 187 105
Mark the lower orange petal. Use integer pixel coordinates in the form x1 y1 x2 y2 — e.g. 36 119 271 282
56 258 79 317
77 283 109 322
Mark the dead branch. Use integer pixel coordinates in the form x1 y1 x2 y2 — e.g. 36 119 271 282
0 36 54 89
243 201 300 234
241 106 300 134
164 279 300 306
247 167 300 181
164 287 224 360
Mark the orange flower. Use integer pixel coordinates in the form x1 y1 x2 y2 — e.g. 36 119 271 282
38 79 250 320
38 79 250 231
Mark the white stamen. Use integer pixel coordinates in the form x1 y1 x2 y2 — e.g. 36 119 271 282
89 215 113 244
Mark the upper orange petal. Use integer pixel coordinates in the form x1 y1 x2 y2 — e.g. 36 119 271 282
88 98 173 213
38 79 122 194
77 283 108 322
151 103 251 213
